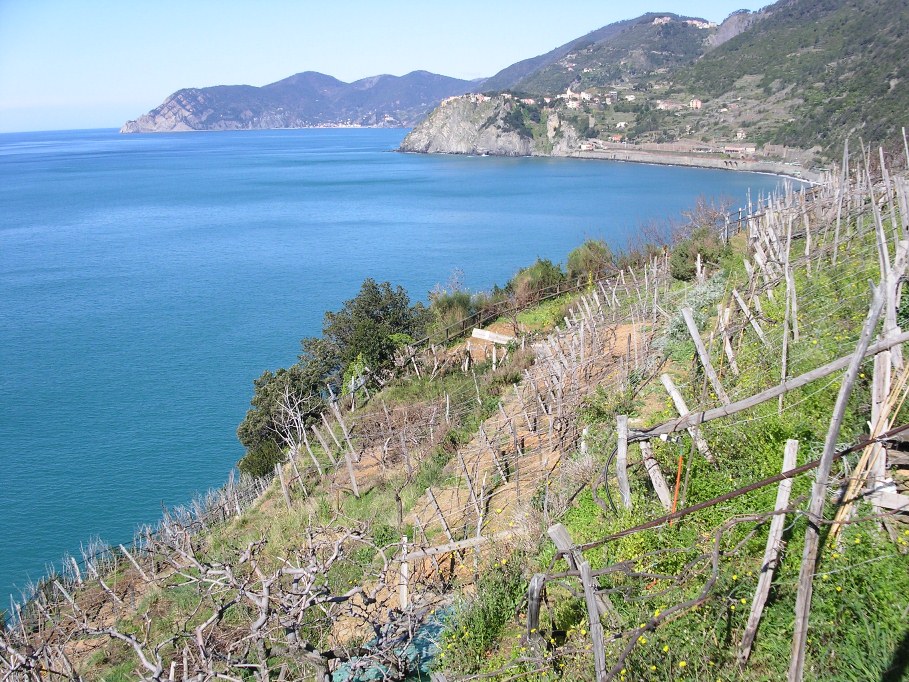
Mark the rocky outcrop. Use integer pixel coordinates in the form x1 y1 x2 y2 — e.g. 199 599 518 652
706 9 764 48
399 96 536 156
121 71 478 133
400 95 589 158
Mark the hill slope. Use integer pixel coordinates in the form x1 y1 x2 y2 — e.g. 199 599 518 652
121 70 479 132
408 0 909 161
677 0 909 151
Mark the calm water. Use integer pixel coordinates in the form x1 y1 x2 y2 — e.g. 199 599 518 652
0 127 786 603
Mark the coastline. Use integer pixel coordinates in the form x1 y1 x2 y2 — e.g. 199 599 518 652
560 146 822 183
399 144 823 184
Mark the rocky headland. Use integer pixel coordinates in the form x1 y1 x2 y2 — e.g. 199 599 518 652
399 94 820 182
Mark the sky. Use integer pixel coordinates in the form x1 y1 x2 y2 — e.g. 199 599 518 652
0 1 764 133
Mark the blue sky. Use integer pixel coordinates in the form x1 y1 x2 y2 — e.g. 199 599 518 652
0 1 762 132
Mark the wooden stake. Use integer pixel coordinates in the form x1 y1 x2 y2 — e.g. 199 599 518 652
118 544 150 583
739 439 798 664
720 304 739 376
660 373 714 463
732 288 771 349
616 415 632 509
311 425 336 466
321 412 342 451
399 536 409 610
640 441 672 511
426 488 455 543
276 463 292 511
301 429 323 476
581 561 607 681
789 285 885 682
681 307 730 405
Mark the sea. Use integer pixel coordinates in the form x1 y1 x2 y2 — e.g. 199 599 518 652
0 127 789 606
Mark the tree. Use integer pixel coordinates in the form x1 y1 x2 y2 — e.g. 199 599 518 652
321 278 428 386
237 278 428 476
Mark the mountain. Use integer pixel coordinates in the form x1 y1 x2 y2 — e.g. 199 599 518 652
480 12 757 96
121 70 480 133
478 17 637 93
404 0 909 162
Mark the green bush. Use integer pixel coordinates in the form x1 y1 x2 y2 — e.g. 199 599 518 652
509 258 565 306
237 440 283 479
669 226 728 281
567 239 614 280
440 555 525 674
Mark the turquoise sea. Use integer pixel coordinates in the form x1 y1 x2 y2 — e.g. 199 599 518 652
0 127 787 604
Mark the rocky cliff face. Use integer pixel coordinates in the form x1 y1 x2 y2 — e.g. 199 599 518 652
399 95 584 158
399 96 536 156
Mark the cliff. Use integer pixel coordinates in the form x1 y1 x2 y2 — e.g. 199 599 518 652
399 94 585 157
121 70 479 133
398 95 536 156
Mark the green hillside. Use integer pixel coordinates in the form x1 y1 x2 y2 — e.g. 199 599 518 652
678 0 909 152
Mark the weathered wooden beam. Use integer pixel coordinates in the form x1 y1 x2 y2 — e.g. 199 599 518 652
640 441 672 511
681 307 731 405
870 491 909 511
616 415 632 509
471 328 514 345
660 374 714 463
581 561 607 681
739 439 798 664
548 524 614 619
630 330 909 441
732 288 771 349
403 530 513 561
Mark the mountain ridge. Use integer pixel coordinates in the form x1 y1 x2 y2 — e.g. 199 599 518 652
121 70 480 133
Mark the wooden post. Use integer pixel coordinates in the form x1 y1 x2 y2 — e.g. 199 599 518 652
870 350 892 492
311 425 337 466
616 415 632 509
581 561 607 681
426 488 455 543
118 544 150 583
739 439 798 664
660 373 714 463
640 441 672 511
399 536 409 610
732 288 771 349
681 307 731 405
301 429 323 476
321 412 343 451
276 463 292 511
513 384 533 433
789 286 885 682
527 573 546 639
342 447 360 499
720 304 739 376
331 401 360 464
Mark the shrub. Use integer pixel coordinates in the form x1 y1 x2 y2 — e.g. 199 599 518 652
509 259 565 306
237 440 282 479
567 239 614 280
440 555 525 673
669 226 728 281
